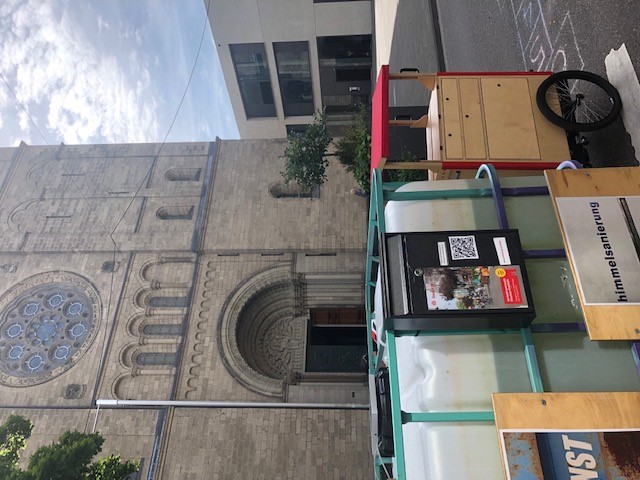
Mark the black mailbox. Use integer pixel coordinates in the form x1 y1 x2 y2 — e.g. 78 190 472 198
383 230 536 332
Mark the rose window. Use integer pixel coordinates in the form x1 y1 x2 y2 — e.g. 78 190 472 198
0 274 101 387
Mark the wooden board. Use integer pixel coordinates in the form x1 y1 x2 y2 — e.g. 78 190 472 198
493 392 640 480
441 78 463 159
427 89 441 162
459 78 487 159
526 76 571 163
481 77 541 160
545 167 640 340
493 392 640 430
437 169 542 180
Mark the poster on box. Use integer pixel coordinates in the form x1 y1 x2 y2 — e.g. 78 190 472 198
500 429 640 479
422 265 528 310
556 196 640 305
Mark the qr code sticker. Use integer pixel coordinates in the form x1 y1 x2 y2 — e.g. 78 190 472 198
449 235 479 260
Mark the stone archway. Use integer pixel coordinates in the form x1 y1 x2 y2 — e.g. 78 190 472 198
216 265 305 398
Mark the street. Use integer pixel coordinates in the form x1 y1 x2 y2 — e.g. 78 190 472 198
436 0 640 167
375 0 640 167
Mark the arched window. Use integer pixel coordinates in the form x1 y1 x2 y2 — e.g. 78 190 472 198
165 168 202 182
268 182 318 199
156 206 194 220
143 324 183 336
136 352 177 366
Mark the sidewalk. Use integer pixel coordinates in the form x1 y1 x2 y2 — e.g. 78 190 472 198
373 0 443 108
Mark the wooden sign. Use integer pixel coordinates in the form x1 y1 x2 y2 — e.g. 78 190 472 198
545 167 640 340
493 392 640 479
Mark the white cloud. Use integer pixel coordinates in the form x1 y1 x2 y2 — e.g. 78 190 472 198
0 0 160 145
97 16 110 33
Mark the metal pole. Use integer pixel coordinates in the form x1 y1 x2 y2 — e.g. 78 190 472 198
91 404 100 433
386 331 407 480
96 399 369 410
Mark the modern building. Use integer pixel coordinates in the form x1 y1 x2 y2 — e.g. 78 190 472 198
0 140 371 478
206 0 373 138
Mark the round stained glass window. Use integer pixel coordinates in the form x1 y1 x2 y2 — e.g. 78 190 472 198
0 273 101 387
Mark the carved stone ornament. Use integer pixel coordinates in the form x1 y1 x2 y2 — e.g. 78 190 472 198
63 383 87 399
0 272 102 387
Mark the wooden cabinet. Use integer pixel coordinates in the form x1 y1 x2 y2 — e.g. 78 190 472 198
426 73 570 180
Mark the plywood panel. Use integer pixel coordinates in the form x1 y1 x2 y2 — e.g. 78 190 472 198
493 392 640 430
481 77 540 160
527 76 571 163
459 78 487 159
545 167 640 340
428 89 441 162
441 78 463 159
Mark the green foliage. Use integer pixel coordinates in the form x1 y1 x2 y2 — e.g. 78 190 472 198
0 416 139 480
89 455 140 480
335 110 427 191
334 107 371 193
281 109 332 191
27 431 104 480
386 151 428 183
0 415 33 479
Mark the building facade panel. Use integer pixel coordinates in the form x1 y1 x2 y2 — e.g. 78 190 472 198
0 140 371 478
203 139 367 252
207 0 372 138
159 408 371 479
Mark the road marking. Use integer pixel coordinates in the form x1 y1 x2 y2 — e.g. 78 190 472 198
497 0 585 71
605 44 640 158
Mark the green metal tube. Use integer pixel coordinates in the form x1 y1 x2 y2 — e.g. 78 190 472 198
521 327 544 392
365 178 379 375
402 411 495 423
386 188 491 201
386 331 407 480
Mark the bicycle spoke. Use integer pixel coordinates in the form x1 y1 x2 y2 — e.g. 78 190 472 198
577 105 596 123
582 97 610 117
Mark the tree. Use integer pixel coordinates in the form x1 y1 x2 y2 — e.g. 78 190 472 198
0 416 139 480
281 109 332 191
438 269 458 301
334 106 371 193
0 415 33 479
89 455 139 480
335 107 427 193
27 431 104 480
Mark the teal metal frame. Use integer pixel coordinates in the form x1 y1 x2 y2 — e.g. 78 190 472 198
365 165 568 479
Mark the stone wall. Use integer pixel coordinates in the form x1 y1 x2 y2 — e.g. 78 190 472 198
158 408 371 480
203 139 367 252
0 140 372 479
0 408 158 478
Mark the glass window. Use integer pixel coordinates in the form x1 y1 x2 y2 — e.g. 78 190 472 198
230 44 276 118
136 352 177 366
148 296 190 308
143 324 183 336
286 124 309 135
274 42 314 117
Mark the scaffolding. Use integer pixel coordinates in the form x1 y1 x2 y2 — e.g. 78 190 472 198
364 163 640 480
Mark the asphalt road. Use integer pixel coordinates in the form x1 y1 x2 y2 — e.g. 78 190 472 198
435 0 640 166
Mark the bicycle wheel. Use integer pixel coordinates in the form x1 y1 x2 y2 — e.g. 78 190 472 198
536 70 622 132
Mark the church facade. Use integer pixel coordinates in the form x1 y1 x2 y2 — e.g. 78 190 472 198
0 139 371 478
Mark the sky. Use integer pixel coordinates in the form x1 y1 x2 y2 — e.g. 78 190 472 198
0 0 239 148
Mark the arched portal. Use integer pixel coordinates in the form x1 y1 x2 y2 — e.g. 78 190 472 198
216 265 305 398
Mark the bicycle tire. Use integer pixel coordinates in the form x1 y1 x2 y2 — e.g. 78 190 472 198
536 70 622 132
